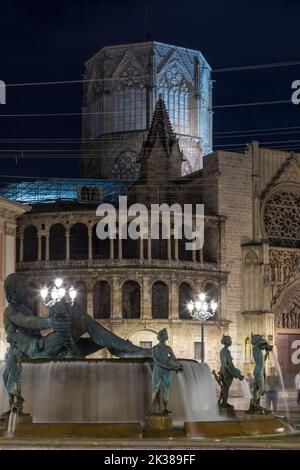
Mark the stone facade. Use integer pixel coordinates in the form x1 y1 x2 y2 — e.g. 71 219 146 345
5 135 300 379
11 100 227 369
0 198 29 358
2 41 300 380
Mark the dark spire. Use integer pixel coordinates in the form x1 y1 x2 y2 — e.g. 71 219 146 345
143 96 177 156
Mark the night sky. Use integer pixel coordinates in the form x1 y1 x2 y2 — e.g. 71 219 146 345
0 0 299 181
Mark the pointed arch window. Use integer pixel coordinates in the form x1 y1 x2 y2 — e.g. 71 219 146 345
159 65 189 135
112 65 147 132
89 64 147 137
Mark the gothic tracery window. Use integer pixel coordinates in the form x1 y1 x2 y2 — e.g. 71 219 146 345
264 192 300 247
89 64 147 138
112 65 146 132
112 150 140 180
159 64 189 135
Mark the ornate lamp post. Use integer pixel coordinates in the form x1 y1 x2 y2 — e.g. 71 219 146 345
187 293 217 363
40 278 77 307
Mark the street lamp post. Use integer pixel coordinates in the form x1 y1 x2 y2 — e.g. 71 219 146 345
187 293 217 363
40 278 77 307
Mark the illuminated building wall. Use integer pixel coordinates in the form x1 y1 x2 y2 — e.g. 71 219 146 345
0 198 29 359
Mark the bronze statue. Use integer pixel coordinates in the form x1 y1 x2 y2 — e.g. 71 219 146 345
2 273 150 413
213 335 243 409
148 328 182 416
248 333 273 414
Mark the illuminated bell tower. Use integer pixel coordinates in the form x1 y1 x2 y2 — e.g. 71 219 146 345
81 41 212 179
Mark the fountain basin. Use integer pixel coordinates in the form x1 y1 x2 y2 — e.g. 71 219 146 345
0 358 294 439
0 358 219 425
13 422 142 439
184 414 294 438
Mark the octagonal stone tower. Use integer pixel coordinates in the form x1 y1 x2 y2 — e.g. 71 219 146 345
81 41 212 179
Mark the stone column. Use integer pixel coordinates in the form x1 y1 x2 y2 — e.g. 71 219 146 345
110 238 114 259
140 238 144 259
147 231 151 260
170 276 179 319
19 235 24 262
118 236 122 259
174 238 178 261
142 276 151 319
87 286 93 316
195 278 203 296
111 276 122 319
45 231 49 261
168 238 172 260
38 236 42 261
66 230 70 261
88 228 92 260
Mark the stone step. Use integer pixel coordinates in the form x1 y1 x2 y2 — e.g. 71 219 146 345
13 422 142 439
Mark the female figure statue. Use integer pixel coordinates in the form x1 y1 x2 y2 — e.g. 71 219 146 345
248 333 273 414
148 328 182 416
213 335 243 409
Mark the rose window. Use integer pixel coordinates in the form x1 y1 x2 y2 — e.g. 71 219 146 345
112 150 140 180
264 191 300 247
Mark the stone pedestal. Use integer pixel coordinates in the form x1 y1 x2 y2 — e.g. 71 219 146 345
14 422 142 439
0 412 32 436
144 415 173 430
219 406 236 418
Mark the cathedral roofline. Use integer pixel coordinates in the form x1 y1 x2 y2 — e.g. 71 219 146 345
85 40 211 70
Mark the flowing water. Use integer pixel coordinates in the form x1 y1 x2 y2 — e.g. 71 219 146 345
0 359 221 425
238 378 252 409
7 409 17 437
271 351 289 417
177 362 221 421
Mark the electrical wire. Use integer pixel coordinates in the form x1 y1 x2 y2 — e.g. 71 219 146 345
3 59 300 88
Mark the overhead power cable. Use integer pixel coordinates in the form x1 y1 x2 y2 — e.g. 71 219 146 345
2 125 300 142
3 59 300 88
213 60 300 73
0 97 293 118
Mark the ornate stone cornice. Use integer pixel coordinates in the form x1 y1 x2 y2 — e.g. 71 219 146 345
4 222 16 237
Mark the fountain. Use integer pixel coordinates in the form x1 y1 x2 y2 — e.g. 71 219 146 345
0 273 294 442
271 351 289 417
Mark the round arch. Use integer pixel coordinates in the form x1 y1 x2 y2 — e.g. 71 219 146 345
70 223 88 260
92 223 110 259
93 280 111 319
203 225 219 263
74 281 87 316
202 280 219 309
49 223 66 260
23 225 38 262
152 281 169 319
179 281 194 319
122 280 141 319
